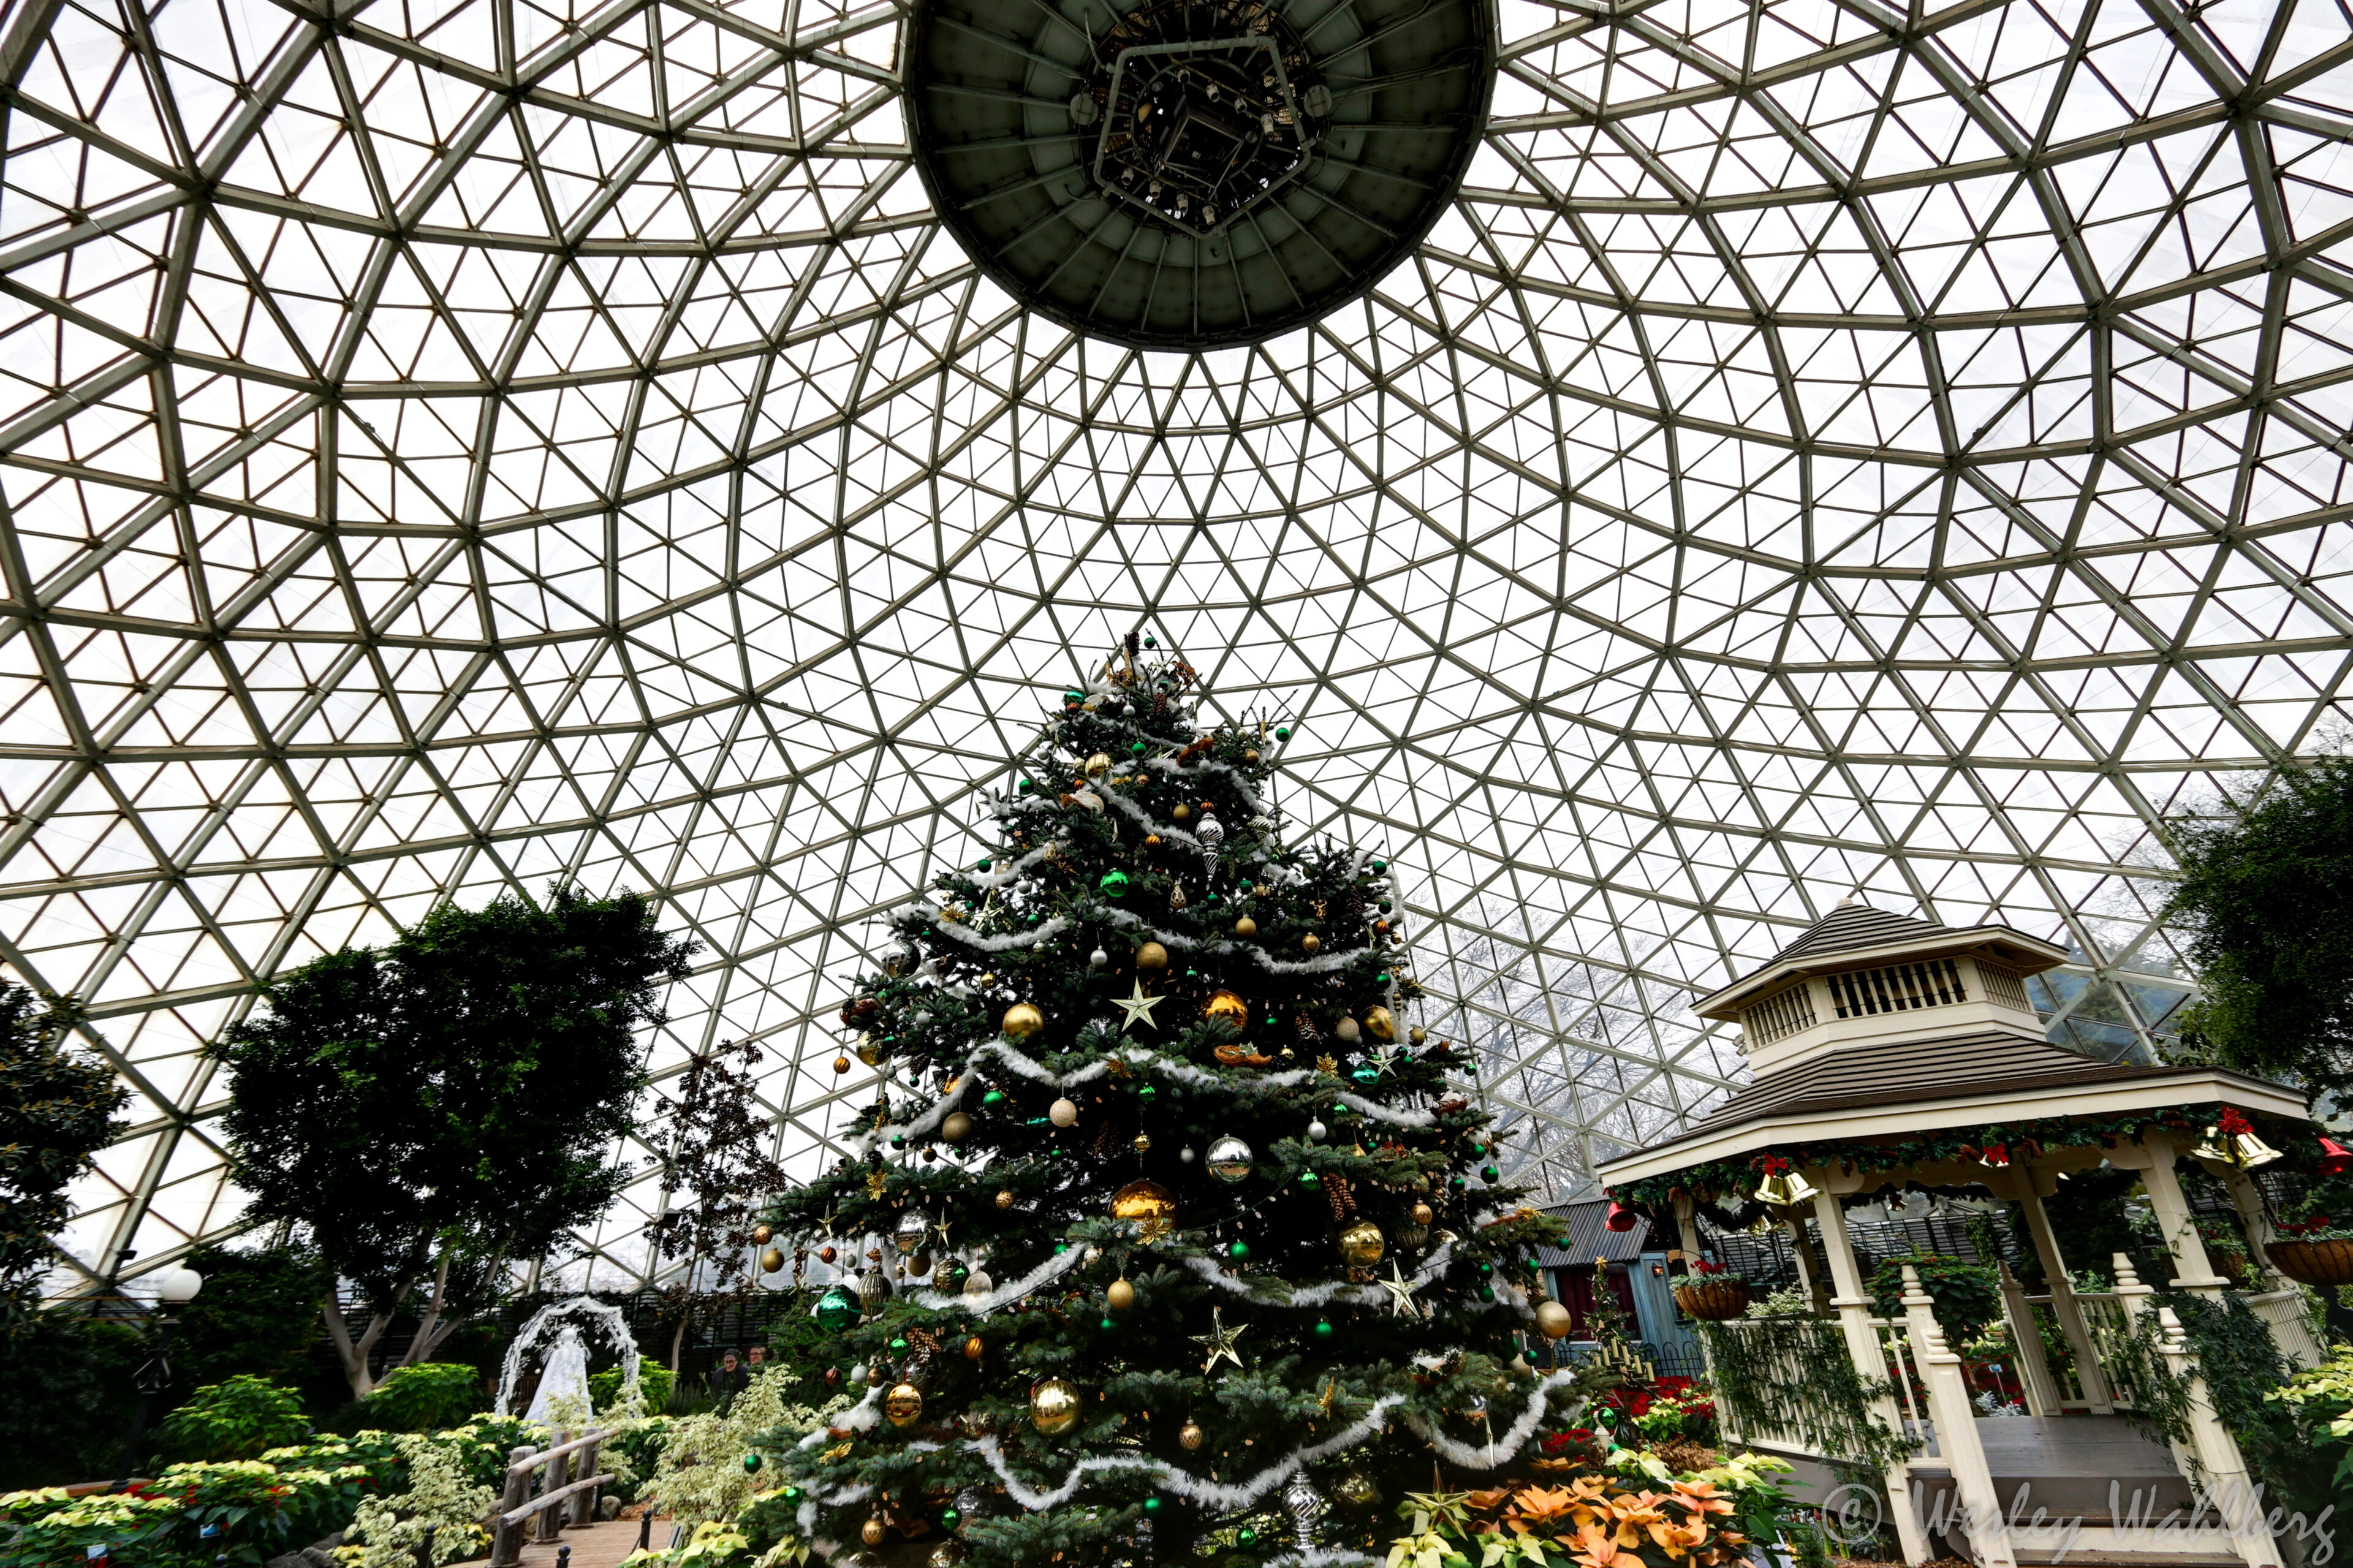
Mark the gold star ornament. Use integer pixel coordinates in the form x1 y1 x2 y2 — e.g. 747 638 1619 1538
1191 1305 1250 1373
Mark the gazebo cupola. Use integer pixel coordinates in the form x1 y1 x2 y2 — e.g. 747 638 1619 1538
1692 898 2069 1078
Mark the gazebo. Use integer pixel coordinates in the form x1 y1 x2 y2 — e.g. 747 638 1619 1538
1597 901 2327 1568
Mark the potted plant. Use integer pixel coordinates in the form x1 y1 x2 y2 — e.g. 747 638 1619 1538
2270 1213 2353 1286
1673 1259 1752 1320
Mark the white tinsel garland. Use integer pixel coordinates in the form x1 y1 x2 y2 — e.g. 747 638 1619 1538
942 1039 1439 1131
1266 1552 1378 1568
1398 1368 1583 1467
911 1237 1091 1313
1175 1241 1457 1309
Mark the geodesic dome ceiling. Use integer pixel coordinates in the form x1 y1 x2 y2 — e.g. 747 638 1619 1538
9 0 2353 1297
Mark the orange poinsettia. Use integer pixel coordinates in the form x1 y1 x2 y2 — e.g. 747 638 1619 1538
1502 1487 1582 1537
1565 1524 1632 1568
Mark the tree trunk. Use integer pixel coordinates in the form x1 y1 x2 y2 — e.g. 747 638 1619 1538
320 1289 396 1399
670 1311 689 1374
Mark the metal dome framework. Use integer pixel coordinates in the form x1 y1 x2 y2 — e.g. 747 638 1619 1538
3 0 2349 1294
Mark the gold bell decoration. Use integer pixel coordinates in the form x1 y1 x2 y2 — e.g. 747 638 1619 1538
2193 1108 2283 1168
1112 1177 1178 1241
1336 1219 1385 1267
1750 1158 1820 1207
1202 989 1248 1026
1001 1002 1045 1040
1029 1376 1081 1434
885 1381 925 1428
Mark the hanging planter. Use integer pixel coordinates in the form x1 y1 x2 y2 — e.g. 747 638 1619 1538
2267 1238 2353 1286
1673 1268 1752 1320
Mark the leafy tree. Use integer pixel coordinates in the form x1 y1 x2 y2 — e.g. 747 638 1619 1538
649 1035 789 1369
0 984 126 1320
212 884 697 1396
173 1243 336 1391
358 1362 485 1431
2163 753 2353 1106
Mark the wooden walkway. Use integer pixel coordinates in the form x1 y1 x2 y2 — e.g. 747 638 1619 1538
451 1518 656 1568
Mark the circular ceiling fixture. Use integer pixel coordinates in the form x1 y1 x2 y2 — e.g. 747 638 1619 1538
909 0 1493 348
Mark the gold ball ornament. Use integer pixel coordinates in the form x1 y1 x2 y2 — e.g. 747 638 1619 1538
941 1111 974 1143
1409 1026 1428 1046
1172 803 1192 822
1302 933 1320 954
1107 1278 1137 1313
1337 1220 1385 1267
751 1224 773 1245
833 1055 852 1074
965 1335 985 1360
760 1246 786 1273
1412 1200 1436 1225
1137 941 1169 971
885 1381 925 1428
1002 1002 1045 1040
1029 1377 1082 1434
930 1547 963 1568
863 1519 889 1547
1202 989 1248 1026
1243 748 1262 765
1085 752 1112 778
1050 1097 1080 1127
995 1189 1016 1210
1535 1300 1574 1340
1111 1177 1178 1240
1178 1420 1205 1452
1363 1006 1397 1042
857 1037 885 1067
1233 916 1257 938
1132 1132 1152 1153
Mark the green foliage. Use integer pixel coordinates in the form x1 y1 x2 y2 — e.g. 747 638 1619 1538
1864 1253 2002 1343
211 882 695 1386
0 985 126 1318
591 1354 676 1415
2267 1343 2353 1495
0 1311 137 1488
359 1363 483 1432
171 1244 336 1390
2162 752 2353 1105
156 1374 311 1461
0 1456 378 1568
1694 1319 1919 1472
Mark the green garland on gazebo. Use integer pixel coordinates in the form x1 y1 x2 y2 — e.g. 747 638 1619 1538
1604 1102 2245 1228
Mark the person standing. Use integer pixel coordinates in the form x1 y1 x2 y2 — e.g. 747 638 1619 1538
710 1348 746 1409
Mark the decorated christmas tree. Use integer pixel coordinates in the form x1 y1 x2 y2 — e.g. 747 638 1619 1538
758 637 1581 1568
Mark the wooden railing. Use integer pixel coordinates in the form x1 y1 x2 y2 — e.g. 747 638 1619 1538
490 1429 616 1568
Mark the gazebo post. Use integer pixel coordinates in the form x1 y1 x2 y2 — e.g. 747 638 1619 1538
1781 1208 1832 1316
2216 1165 2285 1286
1811 1186 1931 1565
2010 1179 2112 1411
2118 1132 2230 1295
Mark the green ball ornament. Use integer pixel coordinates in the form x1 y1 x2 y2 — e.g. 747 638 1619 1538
784 1487 805 1503
1143 1498 1162 1514
1238 1529 1258 1548
1479 1284 1496 1302
1131 741 1148 756
1145 636 1158 648
1351 1066 1379 1085
1139 1083 1157 1098
983 1089 1006 1106
816 1285 862 1331
890 1335 911 1354
1099 871 1131 898
1482 1165 1501 1183
1449 1175 1468 1191
1371 858 1387 872
1275 727 1290 740
977 858 993 870
942 1509 961 1531
1229 1240 1251 1261
1099 1315 1120 1335
1314 1319 1334 1341
1299 1170 1321 1189
1066 689 1086 704
1379 899 1392 912
743 1453 762 1473
1477 1262 1493 1276
1019 779 1034 793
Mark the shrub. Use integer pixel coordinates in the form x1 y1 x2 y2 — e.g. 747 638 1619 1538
345 1435 494 1568
589 1355 676 1417
157 1374 311 1461
359 1363 483 1433
1866 1252 2002 1343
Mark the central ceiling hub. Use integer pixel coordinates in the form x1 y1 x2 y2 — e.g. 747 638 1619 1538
1085 6 1331 238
